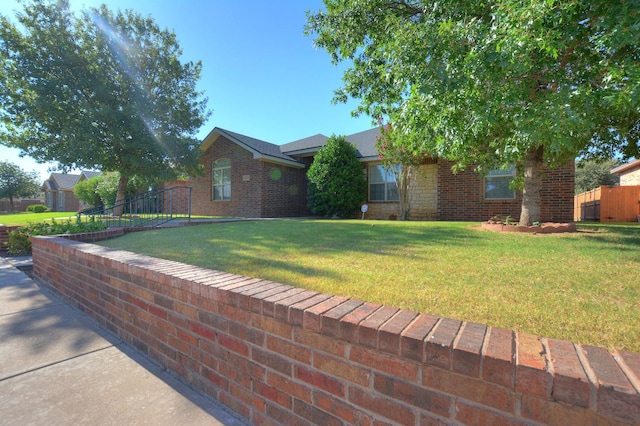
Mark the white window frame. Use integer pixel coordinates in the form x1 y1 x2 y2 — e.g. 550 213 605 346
212 159 231 201
484 165 516 200
57 191 64 208
368 164 399 202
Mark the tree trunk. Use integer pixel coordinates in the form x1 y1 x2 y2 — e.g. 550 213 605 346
519 145 544 226
8 195 14 212
114 174 129 217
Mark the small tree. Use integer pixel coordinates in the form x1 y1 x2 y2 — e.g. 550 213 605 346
574 159 620 194
307 135 366 217
0 161 40 211
74 175 104 208
376 122 425 220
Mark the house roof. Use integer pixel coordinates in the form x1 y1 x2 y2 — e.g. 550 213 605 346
611 159 640 175
199 126 383 167
80 170 102 180
200 127 305 169
43 173 81 191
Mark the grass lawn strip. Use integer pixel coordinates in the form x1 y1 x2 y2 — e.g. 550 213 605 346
96 219 639 353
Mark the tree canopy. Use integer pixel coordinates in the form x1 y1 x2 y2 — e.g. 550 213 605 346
574 159 620 194
0 0 209 212
0 161 40 211
307 135 366 217
306 0 639 225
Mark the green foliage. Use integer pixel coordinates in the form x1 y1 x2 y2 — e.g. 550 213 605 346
306 0 639 225
0 0 209 193
6 217 105 254
307 135 366 217
376 122 426 220
0 161 41 211
74 176 104 207
575 159 621 194
26 204 48 213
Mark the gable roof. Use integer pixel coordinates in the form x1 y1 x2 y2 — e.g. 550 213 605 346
200 127 305 169
80 170 102 180
199 126 383 167
611 159 640 175
43 173 81 191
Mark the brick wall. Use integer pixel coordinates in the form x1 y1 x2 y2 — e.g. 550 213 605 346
437 160 575 222
0 199 44 212
32 236 639 425
191 136 309 218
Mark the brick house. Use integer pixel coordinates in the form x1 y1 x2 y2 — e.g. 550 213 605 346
188 127 574 221
42 171 101 212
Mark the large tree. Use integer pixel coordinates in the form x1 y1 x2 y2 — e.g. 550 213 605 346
306 0 639 225
0 0 209 215
574 159 620 194
0 161 40 211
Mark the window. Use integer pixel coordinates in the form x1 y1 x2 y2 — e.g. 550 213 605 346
57 191 64 208
369 164 399 202
484 165 516 200
212 159 231 201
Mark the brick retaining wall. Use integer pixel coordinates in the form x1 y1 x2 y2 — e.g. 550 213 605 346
31 236 640 425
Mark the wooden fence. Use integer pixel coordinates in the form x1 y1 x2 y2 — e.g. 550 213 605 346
574 186 640 222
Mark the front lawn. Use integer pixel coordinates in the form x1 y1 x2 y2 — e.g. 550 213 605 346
0 211 80 226
97 219 640 352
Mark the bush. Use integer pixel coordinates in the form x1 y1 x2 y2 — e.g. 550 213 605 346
26 204 48 213
307 135 367 217
6 217 106 255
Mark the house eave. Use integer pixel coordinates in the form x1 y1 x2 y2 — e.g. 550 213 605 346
611 159 640 175
255 154 306 169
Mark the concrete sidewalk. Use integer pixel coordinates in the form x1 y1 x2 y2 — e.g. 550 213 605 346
0 256 248 426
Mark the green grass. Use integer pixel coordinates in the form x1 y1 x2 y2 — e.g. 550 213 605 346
97 219 640 352
0 212 81 226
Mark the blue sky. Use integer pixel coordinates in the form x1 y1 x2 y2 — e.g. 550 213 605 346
1 0 372 180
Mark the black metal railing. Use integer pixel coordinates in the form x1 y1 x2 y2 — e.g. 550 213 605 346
77 186 191 228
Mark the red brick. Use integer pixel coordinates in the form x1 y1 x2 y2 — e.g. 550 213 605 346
340 302 382 344
358 306 399 349
253 381 292 409
322 299 365 337
252 314 292 339
293 398 342 426
378 309 419 355
189 321 215 341
401 313 439 362
218 332 250 356
264 402 309 426
266 371 312 403
519 393 623 426
617 350 640 391
350 345 418 382
294 328 349 358
314 353 370 386
266 335 311 365
426 318 461 369
423 366 515 414
273 290 319 321
251 284 298 313
295 365 345 397
516 333 551 398
452 322 487 377
547 339 590 408
313 390 370 424
582 345 639 424
303 296 349 332
454 401 524 426
261 287 307 317
349 385 416 425
252 347 293 376
374 373 451 417
229 281 274 308
148 304 167 320
482 327 514 388
289 293 333 326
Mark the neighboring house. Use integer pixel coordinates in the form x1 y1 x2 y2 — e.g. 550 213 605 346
611 159 640 186
188 127 574 221
41 171 101 212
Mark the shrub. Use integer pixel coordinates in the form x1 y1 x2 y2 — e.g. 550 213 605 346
307 135 367 217
6 217 106 255
26 204 48 213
